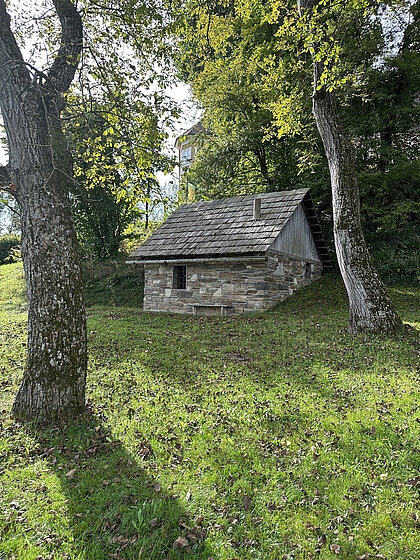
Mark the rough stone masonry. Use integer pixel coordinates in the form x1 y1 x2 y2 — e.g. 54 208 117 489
143 252 322 315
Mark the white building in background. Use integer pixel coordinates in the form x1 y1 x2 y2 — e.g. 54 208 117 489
175 121 210 197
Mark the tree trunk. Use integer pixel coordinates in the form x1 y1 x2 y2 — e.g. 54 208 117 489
12 147 87 421
312 87 401 332
0 0 87 421
298 0 402 333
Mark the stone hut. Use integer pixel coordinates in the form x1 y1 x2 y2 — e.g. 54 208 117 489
128 189 331 315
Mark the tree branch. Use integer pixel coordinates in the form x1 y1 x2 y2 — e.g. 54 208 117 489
47 0 83 95
0 195 19 216
0 1 31 99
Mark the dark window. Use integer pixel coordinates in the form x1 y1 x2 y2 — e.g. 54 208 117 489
173 266 187 289
305 263 312 279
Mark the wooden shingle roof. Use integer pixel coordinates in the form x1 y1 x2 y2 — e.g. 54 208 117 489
130 189 330 264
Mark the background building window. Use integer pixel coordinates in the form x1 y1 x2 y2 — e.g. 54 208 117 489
173 265 187 289
181 146 192 167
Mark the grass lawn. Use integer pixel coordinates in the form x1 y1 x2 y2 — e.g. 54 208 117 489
0 262 419 560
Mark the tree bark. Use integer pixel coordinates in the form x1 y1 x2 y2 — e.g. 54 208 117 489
297 0 402 333
0 0 87 421
0 165 11 186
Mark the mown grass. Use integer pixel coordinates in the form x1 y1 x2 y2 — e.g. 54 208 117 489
0 262 419 560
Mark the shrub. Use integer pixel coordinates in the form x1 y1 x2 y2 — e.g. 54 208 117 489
0 235 20 265
369 227 420 285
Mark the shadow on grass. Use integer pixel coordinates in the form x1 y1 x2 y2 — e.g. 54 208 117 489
28 407 214 560
85 275 419 412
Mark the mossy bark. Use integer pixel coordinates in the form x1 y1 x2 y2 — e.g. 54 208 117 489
12 157 87 422
312 87 401 332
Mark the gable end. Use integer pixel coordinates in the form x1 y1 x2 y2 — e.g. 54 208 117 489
269 203 321 262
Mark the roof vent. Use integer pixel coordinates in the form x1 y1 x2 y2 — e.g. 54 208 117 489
253 197 261 220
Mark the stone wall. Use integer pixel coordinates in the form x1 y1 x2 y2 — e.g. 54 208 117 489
143 253 322 315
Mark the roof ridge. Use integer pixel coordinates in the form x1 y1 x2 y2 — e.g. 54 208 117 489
180 188 310 209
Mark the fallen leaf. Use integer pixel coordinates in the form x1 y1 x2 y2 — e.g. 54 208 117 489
330 544 341 554
243 496 252 510
65 469 76 479
173 536 189 549
185 489 191 501
407 477 420 487
315 534 327 553
196 515 205 525
366 538 379 550
150 518 158 528
153 482 161 492
186 532 198 542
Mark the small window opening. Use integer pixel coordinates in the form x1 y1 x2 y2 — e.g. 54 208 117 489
173 265 187 289
305 263 312 279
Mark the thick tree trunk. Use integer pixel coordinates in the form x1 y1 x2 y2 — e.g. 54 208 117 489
297 0 402 333
0 0 87 421
12 160 87 422
312 87 401 332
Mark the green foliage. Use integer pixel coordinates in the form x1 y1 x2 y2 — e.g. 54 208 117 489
65 108 140 258
178 0 321 197
65 99 175 258
176 0 419 269
1 267 419 559
120 219 164 256
0 235 20 265
369 227 420 285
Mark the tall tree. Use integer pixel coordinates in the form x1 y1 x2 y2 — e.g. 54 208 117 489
66 102 174 258
0 0 177 420
176 0 409 331
296 0 401 332
0 0 86 420
177 0 321 197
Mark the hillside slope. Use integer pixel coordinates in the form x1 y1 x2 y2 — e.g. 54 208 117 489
0 264 419 560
